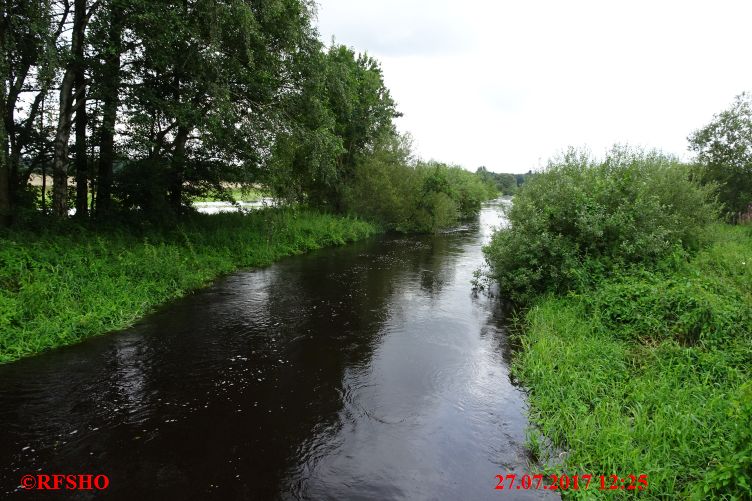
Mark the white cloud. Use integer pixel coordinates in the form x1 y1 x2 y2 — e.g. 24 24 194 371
316 0 752 172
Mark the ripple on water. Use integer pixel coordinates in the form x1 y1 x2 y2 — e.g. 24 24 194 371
0 202 557 500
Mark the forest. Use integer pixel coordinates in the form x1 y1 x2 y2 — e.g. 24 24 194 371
0 0 496 229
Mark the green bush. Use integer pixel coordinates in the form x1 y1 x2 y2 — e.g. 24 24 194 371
344 139 495 233
484 146 719 302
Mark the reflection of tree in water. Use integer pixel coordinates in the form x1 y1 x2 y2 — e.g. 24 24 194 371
257 231 474 496
408 226 479 298
415 235 458 296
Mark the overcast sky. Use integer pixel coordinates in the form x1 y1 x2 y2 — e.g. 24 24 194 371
315 0 752 173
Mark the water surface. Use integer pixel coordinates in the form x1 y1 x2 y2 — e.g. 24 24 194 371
0 200 555 500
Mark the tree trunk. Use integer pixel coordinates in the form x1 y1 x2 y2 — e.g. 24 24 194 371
169 126 189 214
74 62 87 218
52 0 87 217
52 69 75 217
0 115 9 226
41 162 47 214
0 5 10 226
96 3 122 218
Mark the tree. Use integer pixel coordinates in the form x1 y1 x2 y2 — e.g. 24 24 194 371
91 0 124 217
1 0 409 223
317 45 400 210
689 92 752 221
1 0 65 223
474 167 517 195
111 0 321 215
52 0 95 217
0 7 9 225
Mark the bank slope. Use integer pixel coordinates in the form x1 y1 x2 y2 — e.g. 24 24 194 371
514 224 752 499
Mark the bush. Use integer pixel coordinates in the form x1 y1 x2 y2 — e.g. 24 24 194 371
484 146 719 302
344 138 495 233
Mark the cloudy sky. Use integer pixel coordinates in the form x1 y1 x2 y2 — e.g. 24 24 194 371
315 0 752 173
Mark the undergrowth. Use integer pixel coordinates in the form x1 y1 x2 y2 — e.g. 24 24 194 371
513 224 752 499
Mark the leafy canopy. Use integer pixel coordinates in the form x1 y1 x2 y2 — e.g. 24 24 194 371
689 92 752 220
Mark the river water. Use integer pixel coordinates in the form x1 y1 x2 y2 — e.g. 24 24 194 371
0 200 556 500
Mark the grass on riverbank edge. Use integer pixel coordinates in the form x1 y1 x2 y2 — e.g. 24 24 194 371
513 224 752 499
0 209 378 363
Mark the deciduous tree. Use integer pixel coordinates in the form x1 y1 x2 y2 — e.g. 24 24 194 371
689 92 752 221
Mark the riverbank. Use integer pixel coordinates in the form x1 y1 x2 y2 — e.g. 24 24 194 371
0 209 378 363
513 224 752 499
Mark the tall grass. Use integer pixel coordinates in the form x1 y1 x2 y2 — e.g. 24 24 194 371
513 225 752 499
0 208 377 363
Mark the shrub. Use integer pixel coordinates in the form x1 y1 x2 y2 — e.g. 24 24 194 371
341 138 421 231
484 146 719 302
344 141 495 232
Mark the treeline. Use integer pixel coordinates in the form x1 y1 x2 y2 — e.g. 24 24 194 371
342 134 497 232
0 0 496 230
475 166 530 196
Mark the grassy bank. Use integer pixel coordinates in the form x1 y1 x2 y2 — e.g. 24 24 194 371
0 209 378 363
483 148 751 498
513 224 752 499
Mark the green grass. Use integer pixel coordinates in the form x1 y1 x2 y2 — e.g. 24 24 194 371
513 224 752 499
0 208 378 363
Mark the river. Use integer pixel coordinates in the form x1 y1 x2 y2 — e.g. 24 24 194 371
0 200 556 500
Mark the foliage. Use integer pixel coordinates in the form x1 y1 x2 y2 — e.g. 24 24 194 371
192 186 268 203
3 0 398 220
484 146 719 302
512 224 752 499
475 167 522 195
0 209 377 362
689 92 752 221
342 136 496 233
2 1 477 235
267 44 400 210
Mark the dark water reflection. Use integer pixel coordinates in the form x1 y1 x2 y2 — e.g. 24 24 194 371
0 200 555 500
